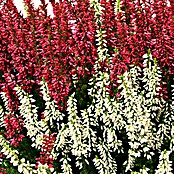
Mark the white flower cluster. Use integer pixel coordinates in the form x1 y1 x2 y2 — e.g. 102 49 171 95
90 0 111 72
93 143 117 174
118 52 173 172
155 149 173 174
55 51 173 173
0 89 52 173
40 79 65 131
13 0 28 18
14 85 51 150
12 0 56 19
114 0 121 14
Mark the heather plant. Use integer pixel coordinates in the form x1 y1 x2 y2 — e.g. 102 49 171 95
0 52 174 173
0 0 174 174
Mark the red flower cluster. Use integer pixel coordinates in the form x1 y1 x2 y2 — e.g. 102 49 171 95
100 0 173 98
104 0 173 69
35 133 56 169
0 0 173 107
0 168 6 174
4 113 24 147
0 0 98 110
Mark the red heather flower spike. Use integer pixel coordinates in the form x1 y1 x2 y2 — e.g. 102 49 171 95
35 133 56 168
4 113 25 147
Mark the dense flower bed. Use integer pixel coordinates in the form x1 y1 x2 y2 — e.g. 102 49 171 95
0 0 174 173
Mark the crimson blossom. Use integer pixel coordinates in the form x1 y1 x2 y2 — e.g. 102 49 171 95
0 0 98 111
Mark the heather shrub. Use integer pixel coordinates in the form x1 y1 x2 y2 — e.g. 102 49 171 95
0 51 174 173
0 0 174 174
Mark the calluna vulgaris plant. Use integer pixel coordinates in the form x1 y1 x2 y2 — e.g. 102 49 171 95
0 0 174 173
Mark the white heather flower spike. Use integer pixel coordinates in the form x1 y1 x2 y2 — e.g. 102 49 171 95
90 0 111 72
0 135 36 173
13 0 28 18
14 85 50 150
114 0 121 14
40 78 65 130
155 150 173 174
